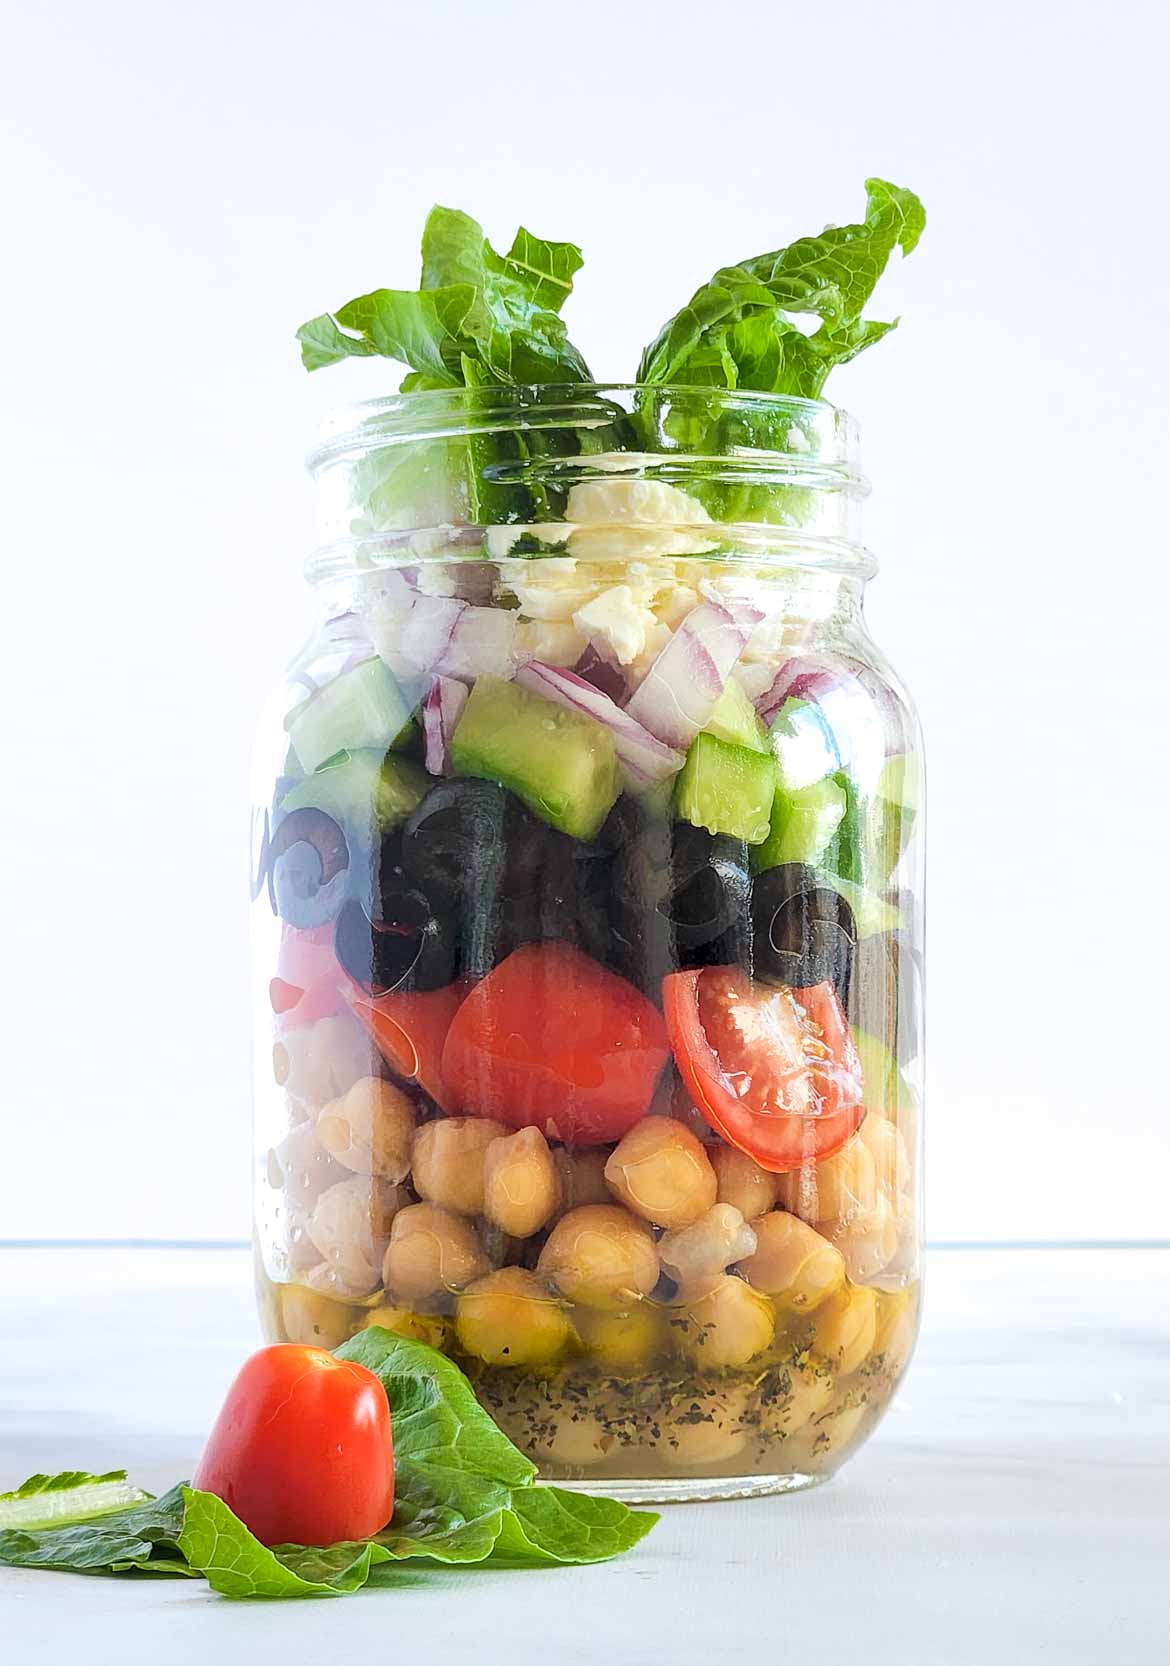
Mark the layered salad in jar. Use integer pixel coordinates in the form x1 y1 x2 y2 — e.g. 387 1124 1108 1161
253 183 926 1493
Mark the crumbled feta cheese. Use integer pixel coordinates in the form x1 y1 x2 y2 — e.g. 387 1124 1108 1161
572 584 659 666
565 477 719 560
513 618 589 667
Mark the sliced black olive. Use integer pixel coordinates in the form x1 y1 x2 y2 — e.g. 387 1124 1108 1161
750 863 856 995
400 779 511 906
269 808 350 928
334 889 455 994
663 826 752 951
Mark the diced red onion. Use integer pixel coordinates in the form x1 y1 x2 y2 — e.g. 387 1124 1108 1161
574 643 628 704
623 600 762 751
756 653 912 763
514 661 685 788
422 675 469 776
755 655 845 726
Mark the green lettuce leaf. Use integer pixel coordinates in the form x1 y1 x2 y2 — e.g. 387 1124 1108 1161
0 1470 151 1532
0 1336 658 1596
0 1481 194 1576
638 176 924 398
298 207 590 387
335 1327 538 1488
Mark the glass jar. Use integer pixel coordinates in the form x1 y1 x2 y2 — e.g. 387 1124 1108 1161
251 385 924 1503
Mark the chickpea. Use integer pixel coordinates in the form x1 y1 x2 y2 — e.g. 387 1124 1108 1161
710 1144 780 1221
273 1012 379 1114
537 1204 659 1311
482 1127 560 1237
871 1286 919 1374
774 1359 836 1437
279 1281 355 1348
316 1078 416 1182
677 1275 774 1368
516 1387 611 1468
574 1303 665 1373
661 1388 748 1467
812 1284 879 1376
307 1175 405 1294
267 1121 347 1211
605 1116 717 1230
778 1136 878 1227
826 1197 899 1282
455 1267 574 1367
736 1212 846 1314
659 1205 757 1295
859 1114 913 1201
551 1147 612 1214
362 1305 451 1350
411 1116 508 1216
382 1202 489 1305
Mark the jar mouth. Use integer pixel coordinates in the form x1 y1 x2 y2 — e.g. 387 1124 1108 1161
305 384 872 581
309 383 862 475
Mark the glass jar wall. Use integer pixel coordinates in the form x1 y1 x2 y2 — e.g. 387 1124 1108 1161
251 386 923 1503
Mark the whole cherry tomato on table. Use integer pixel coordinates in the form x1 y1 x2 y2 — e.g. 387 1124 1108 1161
193 1344 394 1548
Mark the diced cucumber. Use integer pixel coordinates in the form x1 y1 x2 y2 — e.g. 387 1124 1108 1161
673 732 776 845
449 674 621 840
285 658 411 774
821 874 903 938
751 774 848 872
823 768 865 886
704 679 770 754
279 749 427 835
768 696 842 790
852 1026 914 1117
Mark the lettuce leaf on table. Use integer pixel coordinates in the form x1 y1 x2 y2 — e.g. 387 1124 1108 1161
0 1332 657 1599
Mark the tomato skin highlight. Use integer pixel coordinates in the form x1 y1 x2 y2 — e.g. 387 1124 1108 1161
442 942 670 1144
346 979 467 1112
192 1345 394 1548
663 969 864 1174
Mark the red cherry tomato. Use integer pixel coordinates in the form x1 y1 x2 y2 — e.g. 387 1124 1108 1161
192 1344 394 1548
272 925 347 1030
663 968 864 1174
346 979 468 1112
442 942 670 1144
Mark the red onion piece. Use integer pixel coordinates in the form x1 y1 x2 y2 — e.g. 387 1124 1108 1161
574 643 628 704
422 675 469 776
756 653 912 765
513 661 685 788
623 600 762 751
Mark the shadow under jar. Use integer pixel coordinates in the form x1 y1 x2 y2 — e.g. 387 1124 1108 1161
251 385 924 1503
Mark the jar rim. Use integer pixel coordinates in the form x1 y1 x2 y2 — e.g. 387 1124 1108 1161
307 382 860 474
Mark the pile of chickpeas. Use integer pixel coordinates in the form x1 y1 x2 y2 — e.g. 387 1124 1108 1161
260 1007 918 1477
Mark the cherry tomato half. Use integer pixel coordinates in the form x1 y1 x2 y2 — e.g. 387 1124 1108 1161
346 979 468 1112
442 942 670 1144
192 1344 394 1548
663 968 864 1174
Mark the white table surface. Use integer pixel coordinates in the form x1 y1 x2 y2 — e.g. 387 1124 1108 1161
1 1246 1167 1664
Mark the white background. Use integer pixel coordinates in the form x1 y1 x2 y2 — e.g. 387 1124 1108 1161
2 0 1167 1243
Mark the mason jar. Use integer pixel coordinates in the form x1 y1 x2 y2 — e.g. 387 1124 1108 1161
251 385 924 1503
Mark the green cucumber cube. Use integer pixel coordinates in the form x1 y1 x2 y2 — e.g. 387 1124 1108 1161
673 731 776 845
704 679 770 754
449 675 621 840
280 749 426 837
752 774 848 872
285 658 411 774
